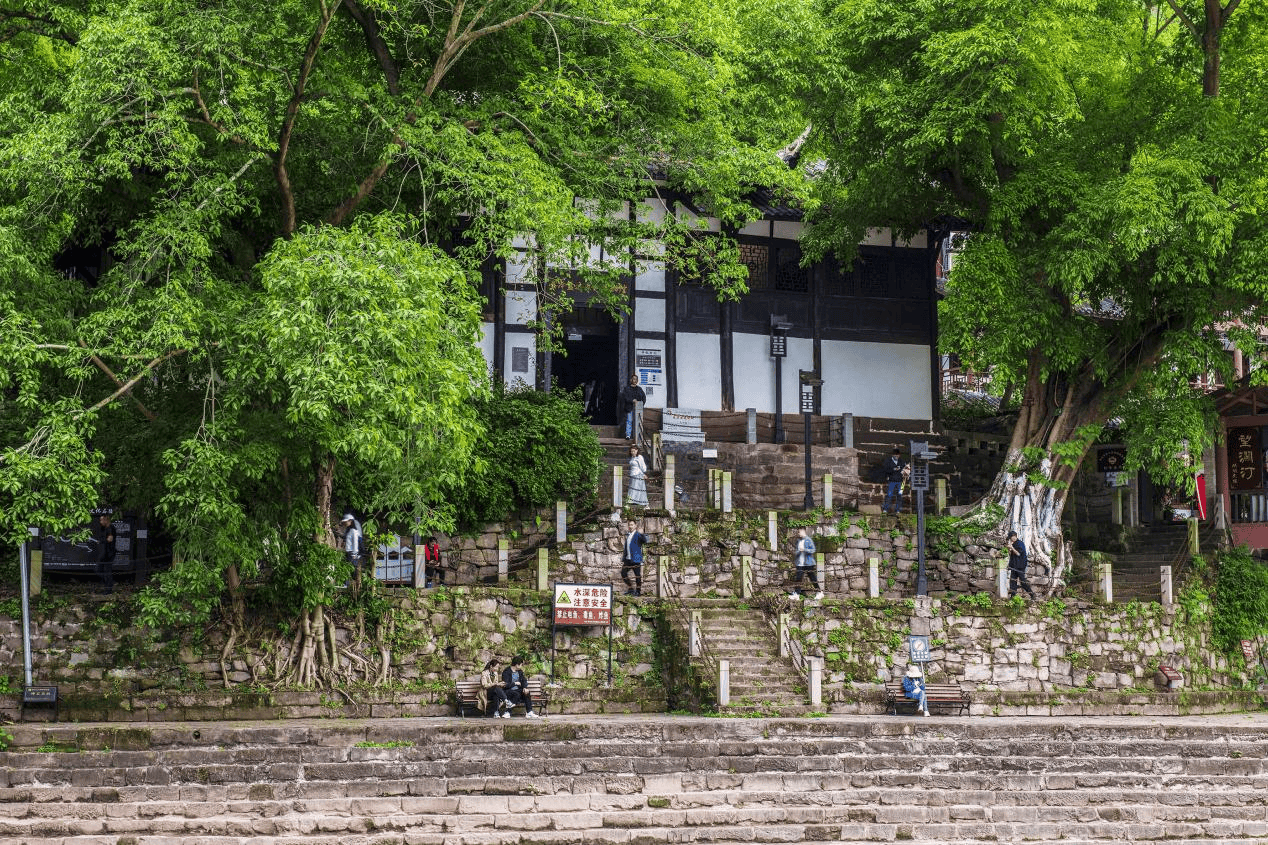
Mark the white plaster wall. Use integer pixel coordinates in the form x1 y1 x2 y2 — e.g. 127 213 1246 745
739 220 769 237
503 337 537 389
635 260 665 292
773 221 803 240
675 333 722 410
479 322 495 376
637 198 667 225
821 340 931 419
731 332 813 414
635 297 666 333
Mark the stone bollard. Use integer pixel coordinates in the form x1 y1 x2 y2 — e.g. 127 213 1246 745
412 536 425 589
689 610 702 658
1100 561 1114 603
718 660 730 707
657 556 669 598
664 454 676 514
1160 565 1173 607
1111 488 1123 526
537 548 549 592
823 473 833 510
935 478 946 514
498 537 509 584
612 465 623 508
722 472 732 513
778 612 790 658
741 556 753 599
1188 517 1199 555
809 657 823 707
556 501 567 543
842 413 853 448
746 408 757 445
868 557 880 598
816 552 826 596
768 511 778 551
997 560 1009 599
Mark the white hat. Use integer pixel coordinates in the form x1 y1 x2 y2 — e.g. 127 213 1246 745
905 665 922 678
341 513 356 523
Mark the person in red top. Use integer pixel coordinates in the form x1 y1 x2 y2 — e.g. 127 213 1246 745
423 536 443 586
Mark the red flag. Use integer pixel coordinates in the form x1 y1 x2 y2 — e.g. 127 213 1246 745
1196 473 1207 520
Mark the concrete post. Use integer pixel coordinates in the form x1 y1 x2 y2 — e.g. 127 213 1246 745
612 465 623 509
536 548 549 592
722 472 733 513
778 612 790 658
935 478 946 515
556 501 567 543
718 660 730 707
657 556 669 598
868 557 880 599
1160 565 1173 607
768 511 778 551
412 538 425 589
997 560 1009 599
1112 489 1123 525
746 408 757 445
842 413 854 448
823 473 833 510
809 657 823 707
1188 517 1199 555
497 537 509 584
689 610 702 658
816 552 826 596
741 556 753 599
664 454 676 514
1100 562 1113 603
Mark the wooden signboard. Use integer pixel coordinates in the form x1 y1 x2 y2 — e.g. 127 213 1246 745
1228 427 1263 491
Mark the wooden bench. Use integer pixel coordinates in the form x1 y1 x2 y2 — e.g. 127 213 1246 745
455 679 550 718
884 681 970 716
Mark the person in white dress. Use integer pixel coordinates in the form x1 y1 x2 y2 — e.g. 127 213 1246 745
625 445 649 507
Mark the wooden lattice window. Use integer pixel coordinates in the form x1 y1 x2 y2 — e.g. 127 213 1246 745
774 246 808 293
740 242 770 290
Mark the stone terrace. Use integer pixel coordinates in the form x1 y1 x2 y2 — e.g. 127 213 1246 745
2 713 1268 844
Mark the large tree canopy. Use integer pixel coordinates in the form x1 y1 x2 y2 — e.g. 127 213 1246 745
806 0 1268 576
0 0 807 680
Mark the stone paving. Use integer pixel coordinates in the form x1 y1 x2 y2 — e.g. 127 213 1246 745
2 712 1268 844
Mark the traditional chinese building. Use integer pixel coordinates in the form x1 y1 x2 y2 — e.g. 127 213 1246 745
479 197 942 430
1213 383 1268 549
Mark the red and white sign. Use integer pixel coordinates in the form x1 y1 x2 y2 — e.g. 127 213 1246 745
1242 640 1256 661
553 583 612 626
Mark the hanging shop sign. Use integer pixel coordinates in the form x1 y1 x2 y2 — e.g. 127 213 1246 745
1228 427 1263 491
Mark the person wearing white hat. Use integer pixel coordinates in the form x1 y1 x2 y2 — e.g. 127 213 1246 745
340 513 363 575
902 664 929 716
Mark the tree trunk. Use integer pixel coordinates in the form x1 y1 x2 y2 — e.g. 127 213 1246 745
315 453 337 547
981 353 1109 594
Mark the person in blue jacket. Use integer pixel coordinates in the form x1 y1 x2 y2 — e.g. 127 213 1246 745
621 520 648 596
902 664 930 716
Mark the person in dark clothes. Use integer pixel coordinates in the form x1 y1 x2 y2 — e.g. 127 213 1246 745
501 654 539 718
882 448 907 515
621 520 648 596
481 658 510 718
1006 530 1036 600
96 513 116 594
615 374 647 441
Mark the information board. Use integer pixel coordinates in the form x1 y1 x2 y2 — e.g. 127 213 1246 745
553 583 612 626
41 509 134 571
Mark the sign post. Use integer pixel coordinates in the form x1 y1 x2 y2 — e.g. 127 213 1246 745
909 440 937 596
551 583 614 684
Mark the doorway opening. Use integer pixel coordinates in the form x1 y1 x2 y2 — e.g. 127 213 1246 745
551 306 620 424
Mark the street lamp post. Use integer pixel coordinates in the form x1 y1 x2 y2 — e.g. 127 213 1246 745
770 315 791 444
800 370 823 511
909 440 939 596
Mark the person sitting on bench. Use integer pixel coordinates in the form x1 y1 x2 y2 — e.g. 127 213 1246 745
902 664 930 717
501 654 539 718
481 658 510 718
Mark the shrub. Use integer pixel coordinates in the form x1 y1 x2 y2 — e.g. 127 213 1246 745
450 386 603 530
1211 546 1268 655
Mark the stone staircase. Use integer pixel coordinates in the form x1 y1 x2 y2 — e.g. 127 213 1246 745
3 715 1268 844
694 605 806 713
1110 523 1191 603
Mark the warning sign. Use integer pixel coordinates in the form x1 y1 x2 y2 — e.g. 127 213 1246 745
553 583 612 626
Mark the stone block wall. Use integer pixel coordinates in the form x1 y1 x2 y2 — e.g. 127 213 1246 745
787 594 1237 704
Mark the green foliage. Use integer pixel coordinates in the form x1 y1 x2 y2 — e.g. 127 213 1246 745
449 386 604 531
1211 547 1268 655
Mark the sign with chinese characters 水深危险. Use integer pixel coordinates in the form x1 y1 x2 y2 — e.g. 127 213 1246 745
553 583 612 627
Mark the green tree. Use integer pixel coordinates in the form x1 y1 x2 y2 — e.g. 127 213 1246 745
805 0 1268 579
0 0 806 683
